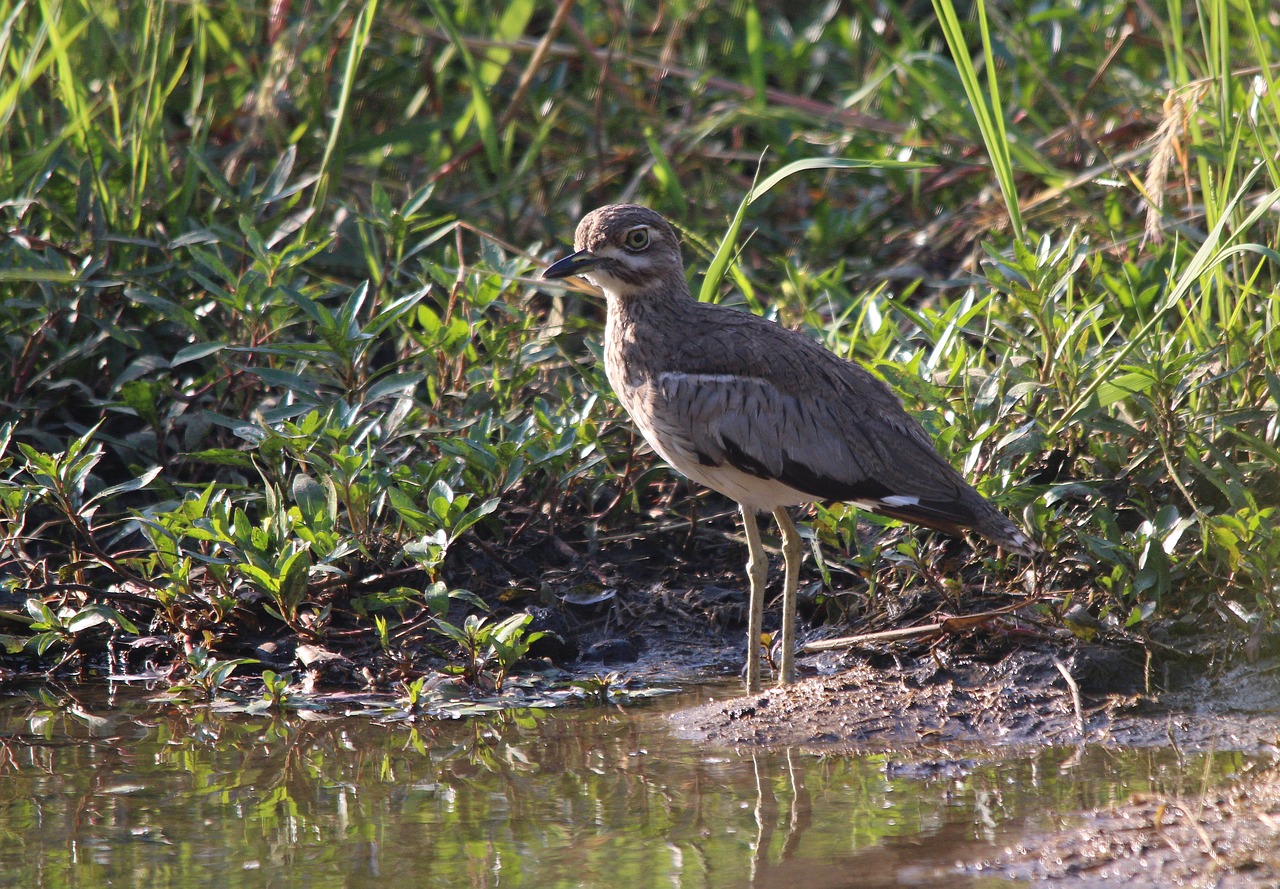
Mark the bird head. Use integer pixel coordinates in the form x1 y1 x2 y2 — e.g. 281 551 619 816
542 204 685 299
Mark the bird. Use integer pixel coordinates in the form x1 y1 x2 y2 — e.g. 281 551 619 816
542 204 1039 693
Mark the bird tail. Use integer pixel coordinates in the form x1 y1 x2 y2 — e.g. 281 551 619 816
868 500 1040 557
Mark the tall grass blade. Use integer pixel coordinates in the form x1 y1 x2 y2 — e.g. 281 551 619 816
426 0 501 175
311 0 379 217
930 0 1024 240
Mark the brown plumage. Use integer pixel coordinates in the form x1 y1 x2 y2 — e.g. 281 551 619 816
544 204 1038 691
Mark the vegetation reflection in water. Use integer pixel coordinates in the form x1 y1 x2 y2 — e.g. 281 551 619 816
0 682 1254 888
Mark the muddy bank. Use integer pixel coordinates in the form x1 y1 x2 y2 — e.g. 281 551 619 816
967 763 1280 887
670 634 1280 753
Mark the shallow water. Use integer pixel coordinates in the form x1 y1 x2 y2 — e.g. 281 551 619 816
0 681 1257 888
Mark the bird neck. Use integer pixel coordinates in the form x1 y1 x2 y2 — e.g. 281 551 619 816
601 273 692 391
599 269 693 320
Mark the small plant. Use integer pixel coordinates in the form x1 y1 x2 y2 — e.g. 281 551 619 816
23 599 139 671
260 669 293 710
1201 506 1280 633
431 613 496 687
237 541 315 629
173 646 256 701
431 611 544 692
486 613 545 692
193 481 322 631
12 424 161 583
392 479 499 582
571 672 622 705
401 675 429 712
133 486 240 625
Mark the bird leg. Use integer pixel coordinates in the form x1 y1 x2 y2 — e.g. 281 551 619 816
740 503 767 693
773 507 801 685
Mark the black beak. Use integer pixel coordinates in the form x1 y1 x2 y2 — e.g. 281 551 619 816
542 249 605 280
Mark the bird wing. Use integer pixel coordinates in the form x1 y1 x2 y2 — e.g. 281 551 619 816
650 315 983 532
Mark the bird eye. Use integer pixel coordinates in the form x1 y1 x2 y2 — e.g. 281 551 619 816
623 227 650 250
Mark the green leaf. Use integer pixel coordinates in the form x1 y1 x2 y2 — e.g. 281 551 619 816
1096 371 1158 407
699 191 752 304
241 366 320 394
365 372 425 402
86 465 163 508
66 604 138 635
431 617 470 646
643 127 687 215
292 473 336 524
748 158 927 204
25 598 59 627
1125 601 1157 627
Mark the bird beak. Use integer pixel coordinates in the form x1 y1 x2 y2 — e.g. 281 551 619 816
542 249 605 280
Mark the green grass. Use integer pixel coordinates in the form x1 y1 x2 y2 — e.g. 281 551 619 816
0 0 1278 691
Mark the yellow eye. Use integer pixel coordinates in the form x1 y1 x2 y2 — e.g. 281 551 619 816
624 227 650 250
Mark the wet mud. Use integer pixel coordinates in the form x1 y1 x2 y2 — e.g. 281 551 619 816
669 641 1280 753
970 762 1280 887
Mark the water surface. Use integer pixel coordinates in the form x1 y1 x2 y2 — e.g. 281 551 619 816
0 682 1255 888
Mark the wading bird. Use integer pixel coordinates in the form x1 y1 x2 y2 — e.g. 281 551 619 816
543 204 1038 692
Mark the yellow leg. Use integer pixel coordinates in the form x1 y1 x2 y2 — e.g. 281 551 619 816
740 504 766 693
773 507 801 685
